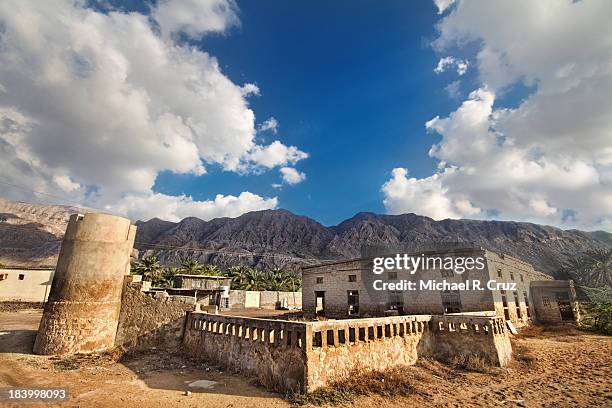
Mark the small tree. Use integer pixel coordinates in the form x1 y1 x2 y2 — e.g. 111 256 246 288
131 256 162 282
179 259 205 275
154 266 179 288
201 264 221 276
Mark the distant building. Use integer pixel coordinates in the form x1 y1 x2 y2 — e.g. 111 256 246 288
0 266 55 303
169 274 232 308
301 247 579 327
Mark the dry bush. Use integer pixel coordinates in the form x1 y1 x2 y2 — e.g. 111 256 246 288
449 354 490 373
289 366 414 405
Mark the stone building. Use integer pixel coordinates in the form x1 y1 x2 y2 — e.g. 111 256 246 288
302 247 579 327
0 266 55 303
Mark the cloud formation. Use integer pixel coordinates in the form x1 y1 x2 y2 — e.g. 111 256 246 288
383 0 612 230
258 117 279 134
280 167 306 185
434 56 468 75
0 0 307 221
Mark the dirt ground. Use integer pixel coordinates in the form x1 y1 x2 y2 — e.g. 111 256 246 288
0 310 610 408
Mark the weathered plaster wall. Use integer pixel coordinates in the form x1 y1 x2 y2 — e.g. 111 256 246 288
228 290 302 310
0 267 54 302
430 315 512 366
183 313 308 393
306 315 434 390
115 279 192 351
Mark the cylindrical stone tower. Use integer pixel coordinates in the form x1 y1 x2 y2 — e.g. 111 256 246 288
34 213 136 355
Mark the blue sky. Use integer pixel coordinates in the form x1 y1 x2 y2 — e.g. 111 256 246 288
152 0 466 225
1 0 610 230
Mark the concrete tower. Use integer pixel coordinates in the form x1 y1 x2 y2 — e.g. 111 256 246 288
34 213 136 355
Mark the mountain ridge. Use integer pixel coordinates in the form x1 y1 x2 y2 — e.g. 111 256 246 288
0 197 610 277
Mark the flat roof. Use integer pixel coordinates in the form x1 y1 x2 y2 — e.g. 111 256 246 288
0 266 55 271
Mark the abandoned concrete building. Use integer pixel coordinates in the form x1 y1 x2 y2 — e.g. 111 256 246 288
302 247 580 327
165 274 231 307
30 213 579 393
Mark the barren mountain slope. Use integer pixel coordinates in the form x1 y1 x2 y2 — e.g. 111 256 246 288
0 198 609 278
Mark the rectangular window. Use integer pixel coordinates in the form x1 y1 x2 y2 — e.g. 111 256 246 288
0 273 7 281
18 274 25 281
348 274 357 282
316 277 323 284
347 290 359 316
497 268 502 278
510 272 515 281
542 296 551 307
520 274 524 283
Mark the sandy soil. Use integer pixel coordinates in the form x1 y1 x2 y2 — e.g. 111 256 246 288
0 310 610 408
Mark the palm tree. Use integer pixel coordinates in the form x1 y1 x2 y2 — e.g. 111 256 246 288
179 259 205 275
281 271 302 292
131 256 162 282
154 266 179 288
243 268 266 291
201 264 221 276
263 268 285 291
225 265 252 289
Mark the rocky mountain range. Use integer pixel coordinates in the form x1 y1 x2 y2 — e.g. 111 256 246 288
1 197 610 278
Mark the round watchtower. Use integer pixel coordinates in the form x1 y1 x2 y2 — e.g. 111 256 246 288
34 213 136 355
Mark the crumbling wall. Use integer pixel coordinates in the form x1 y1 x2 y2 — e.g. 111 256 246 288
306 315 434 390
183 313 307 392
182 312 513 393
429 315 512 366
115 280 192 351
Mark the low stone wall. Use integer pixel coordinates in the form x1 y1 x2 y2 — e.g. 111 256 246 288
430 315 512 366
306 315 434 390
115 282 192 351
182 313 513 393
183 313 308 392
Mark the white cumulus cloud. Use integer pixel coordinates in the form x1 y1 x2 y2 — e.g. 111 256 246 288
383 0 612 230
111 191 277 222
280 167 306 185
0 0 306 221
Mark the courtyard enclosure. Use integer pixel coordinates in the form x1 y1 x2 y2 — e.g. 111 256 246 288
182 311 512 393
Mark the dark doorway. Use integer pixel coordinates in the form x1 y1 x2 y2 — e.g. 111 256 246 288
315 291 325 317
555 292 575 321
442 289 462 313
